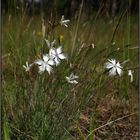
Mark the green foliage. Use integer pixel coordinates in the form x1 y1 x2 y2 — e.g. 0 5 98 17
2 12 138 140
3 118 10 140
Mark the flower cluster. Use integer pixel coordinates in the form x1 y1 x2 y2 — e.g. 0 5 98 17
23 15 134 84
23 43 78 84
34 46 66 74
23 16 78 84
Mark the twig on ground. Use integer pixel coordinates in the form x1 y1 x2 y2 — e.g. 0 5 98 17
84 112 138 140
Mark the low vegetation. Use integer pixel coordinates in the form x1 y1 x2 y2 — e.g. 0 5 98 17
2 10 138 140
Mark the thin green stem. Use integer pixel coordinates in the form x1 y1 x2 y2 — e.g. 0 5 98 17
71 0 84 59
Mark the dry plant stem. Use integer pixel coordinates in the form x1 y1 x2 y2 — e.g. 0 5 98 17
20 4 28 24
24 17 33 33
64 127 77 140
71 0 84 59
84 112 138 140
10 124 34 139
2 53 11 59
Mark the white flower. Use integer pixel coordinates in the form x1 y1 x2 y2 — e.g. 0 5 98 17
45 39 56 48
49 46 66 66
34 54 54 74
60 15 70 27
66 73 79 84
128 70 134 82
105 59 123 76
23 61 33 72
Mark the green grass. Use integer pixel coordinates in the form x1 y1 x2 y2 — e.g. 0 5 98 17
2 12 138 140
